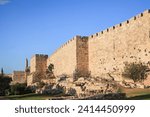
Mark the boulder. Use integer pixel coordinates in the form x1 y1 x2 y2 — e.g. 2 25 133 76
136 83 144 89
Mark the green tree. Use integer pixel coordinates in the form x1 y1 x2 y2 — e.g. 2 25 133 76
122 62 149 82
10 83 32 95
1 68 4 76
48 64 54 72
0 75 12 96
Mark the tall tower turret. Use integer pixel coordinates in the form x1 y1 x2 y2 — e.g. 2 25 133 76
25 58 30 84
25 58 28 69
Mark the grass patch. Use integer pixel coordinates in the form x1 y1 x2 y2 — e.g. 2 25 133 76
119 86 150 100
1 87 150 100
0 93 65 100
128 94 150 100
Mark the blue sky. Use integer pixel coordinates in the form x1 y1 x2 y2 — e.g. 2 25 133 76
0 0 150 74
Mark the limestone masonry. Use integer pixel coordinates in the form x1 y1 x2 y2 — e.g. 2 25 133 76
12 71 26 84
12 10 150 86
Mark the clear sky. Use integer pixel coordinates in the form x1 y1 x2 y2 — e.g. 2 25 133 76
0 0 150 74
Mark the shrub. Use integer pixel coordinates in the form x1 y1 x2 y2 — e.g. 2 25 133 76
66 88 76 96
48 64 54 72
37 81 46 88
73 69 80 81
122 62 149 82
10 83 32 95
0 75 12 96
117 87 123 93
58 74 68 82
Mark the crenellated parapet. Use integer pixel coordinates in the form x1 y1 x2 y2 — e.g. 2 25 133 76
31 54 48 59
30 54 48 73
89 9 150 40
51 35 83 57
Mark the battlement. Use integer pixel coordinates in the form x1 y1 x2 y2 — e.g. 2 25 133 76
35 54 48 57
60 35 81 48
51 35 89 56
31 54 48 59
89 9 150 40
13 71 25 74
30 54 48 73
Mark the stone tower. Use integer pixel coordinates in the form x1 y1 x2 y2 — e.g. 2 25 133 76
25 58 30 84
27 54 48 85
25 58 28 69
47 36 89 77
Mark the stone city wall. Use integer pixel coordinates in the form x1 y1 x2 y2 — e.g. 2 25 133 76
27 54 48 85
47 36 89 77
30 54 48 73
26 10 150 86
47 36 78 77
88 10 150 81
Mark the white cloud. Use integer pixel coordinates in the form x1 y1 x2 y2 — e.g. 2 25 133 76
0 0 10 5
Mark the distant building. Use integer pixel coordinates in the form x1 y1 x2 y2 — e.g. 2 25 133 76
12 71 26 84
